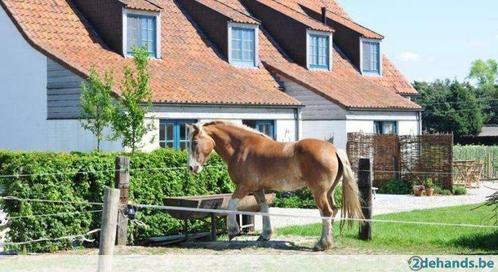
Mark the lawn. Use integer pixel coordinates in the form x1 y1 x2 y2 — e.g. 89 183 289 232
276 204 498 254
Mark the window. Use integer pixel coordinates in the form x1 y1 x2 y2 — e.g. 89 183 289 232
127 14 157 57
243 120 275 139
308 33 330 70
159 120 197 150
230 26 257 67
361 40 381 75
375 121 397 135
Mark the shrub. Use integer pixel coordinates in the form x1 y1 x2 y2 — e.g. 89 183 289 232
0 149 232 252
378 179 411 195
453 186 468 195
423 178 434 189
273 186 343 209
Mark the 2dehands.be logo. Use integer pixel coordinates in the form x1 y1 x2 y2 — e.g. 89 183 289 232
408 256 495 271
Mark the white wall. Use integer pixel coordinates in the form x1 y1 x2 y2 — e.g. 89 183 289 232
47 120 123 152
301 120 347 148
144 107 298 151
300 111 421 150
0 6 49 151
346 111 421 136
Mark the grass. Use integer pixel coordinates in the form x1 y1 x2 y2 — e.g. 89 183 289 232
276 204 498 254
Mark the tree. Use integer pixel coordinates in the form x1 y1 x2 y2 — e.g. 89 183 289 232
468 59 498 124
80 68 114 152
469 59 498 91
414 79 483 136
111 47 154 153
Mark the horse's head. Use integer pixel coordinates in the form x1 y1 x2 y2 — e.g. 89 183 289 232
186 123 215 174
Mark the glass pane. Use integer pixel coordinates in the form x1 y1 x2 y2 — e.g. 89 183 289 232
383 122 395 134
180 124 187 141
166 124 174 141
179 141 188 150
127 16 139 52
310 35 328 68
166 142 174 148
159 123 165 142
232 28 255 64
160 142 165 148
363 41 379 73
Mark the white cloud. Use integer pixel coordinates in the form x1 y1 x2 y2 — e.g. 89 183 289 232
398 51 421 62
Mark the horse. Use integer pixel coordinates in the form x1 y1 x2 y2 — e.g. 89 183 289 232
186 121 363 251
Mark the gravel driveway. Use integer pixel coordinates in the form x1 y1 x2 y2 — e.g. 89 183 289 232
255 182 497 230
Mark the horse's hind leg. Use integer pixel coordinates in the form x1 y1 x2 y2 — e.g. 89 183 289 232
254 189 272 241
311 189 334 251
328 172 342 222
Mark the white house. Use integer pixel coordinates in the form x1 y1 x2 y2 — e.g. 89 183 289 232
0 0 421 152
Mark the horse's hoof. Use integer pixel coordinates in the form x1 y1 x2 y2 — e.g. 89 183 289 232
257 235 271 242
228 234 237 241
313 240 332 251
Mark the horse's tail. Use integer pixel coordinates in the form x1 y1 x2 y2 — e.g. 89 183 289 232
336 149 364 228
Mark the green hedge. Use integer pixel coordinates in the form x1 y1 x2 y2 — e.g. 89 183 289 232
273 187 342 209
0 149 232 253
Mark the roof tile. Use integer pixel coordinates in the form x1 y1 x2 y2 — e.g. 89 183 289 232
1 0 418 109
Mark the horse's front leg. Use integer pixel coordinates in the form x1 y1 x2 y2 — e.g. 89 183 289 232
227 187 250 241
254 189 272 241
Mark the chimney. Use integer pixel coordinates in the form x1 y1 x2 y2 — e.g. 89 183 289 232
321 7 327 24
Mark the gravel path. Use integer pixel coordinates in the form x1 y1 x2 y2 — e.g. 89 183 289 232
255 182 497 230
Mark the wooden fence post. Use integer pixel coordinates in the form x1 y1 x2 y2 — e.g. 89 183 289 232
115 156 130 246
98 187 120 272
358 158 372 241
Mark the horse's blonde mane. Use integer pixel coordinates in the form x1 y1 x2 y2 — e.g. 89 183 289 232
201 121 272 139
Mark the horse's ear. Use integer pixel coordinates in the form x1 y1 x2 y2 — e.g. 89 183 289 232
186 124 200 132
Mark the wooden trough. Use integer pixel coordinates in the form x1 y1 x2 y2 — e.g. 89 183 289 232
147 193 275 245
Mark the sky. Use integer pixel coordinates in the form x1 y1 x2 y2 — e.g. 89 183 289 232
337 0 498 82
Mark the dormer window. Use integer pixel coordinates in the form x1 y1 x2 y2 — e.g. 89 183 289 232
361 39 381 76
123 10 161 58
228 23 259 67
307 30 332 71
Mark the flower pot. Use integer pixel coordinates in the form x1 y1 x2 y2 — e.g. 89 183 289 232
413 185 425 197
425 187 434 196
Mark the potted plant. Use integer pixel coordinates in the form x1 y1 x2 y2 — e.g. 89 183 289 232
424 178 434 196
412 178 425 197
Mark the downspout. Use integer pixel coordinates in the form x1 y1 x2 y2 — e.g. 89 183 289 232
418 111 423 135
295 107 302 141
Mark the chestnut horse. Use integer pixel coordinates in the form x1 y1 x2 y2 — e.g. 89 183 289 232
186 121 363 251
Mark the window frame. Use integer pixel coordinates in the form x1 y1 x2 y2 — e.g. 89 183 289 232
159 119 197 150
227 22 259 68
122 9 161 59
306 30 333 71
360 38 382 76
374 121 398 135
242 120 276 140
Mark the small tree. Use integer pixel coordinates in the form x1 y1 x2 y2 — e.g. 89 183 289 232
80 68 114 152
112 47 154 153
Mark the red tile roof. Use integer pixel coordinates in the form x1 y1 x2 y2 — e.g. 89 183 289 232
260 32 420 110
195 0 259 24
367 56 418 95
1 0 300 106
120 0 162 12
252 0 333 32
1 0 419 109
288 0 383 39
